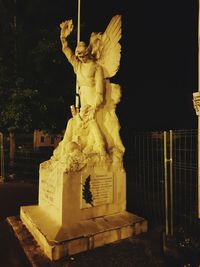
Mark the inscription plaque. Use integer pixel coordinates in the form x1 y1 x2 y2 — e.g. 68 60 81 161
81 173 113 208
40 175 56 206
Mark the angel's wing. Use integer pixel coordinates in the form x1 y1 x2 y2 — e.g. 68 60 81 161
89 15 122 78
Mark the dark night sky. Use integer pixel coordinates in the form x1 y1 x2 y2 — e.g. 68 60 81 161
120 0 198 131
62 0 198 131
18 0 199 131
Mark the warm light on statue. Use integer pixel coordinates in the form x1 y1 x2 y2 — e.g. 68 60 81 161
193 92 200 116
20 14 147 261
40 15 125 173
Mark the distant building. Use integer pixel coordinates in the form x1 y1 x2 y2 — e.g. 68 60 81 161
33 130 64 151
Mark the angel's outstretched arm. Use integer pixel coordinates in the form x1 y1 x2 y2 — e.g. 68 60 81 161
60 20 78 70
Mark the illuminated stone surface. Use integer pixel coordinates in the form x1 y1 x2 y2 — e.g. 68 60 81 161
38 164 126 225
20 15 148 260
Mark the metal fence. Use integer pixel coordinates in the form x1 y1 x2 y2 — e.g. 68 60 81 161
0 132 5 182
125 129 199 232
172 130 199 231
125 130 165 225
3 133 53 181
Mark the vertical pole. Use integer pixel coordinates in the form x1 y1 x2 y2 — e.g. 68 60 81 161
75 0 81 111
0 133 5 182
14 0 17 56
193 1 200 218
198 0 200 218
169 130 173 236
164 131 169 235
77 0 81 44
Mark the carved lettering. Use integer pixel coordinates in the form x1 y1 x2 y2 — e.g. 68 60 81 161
81 173 113 208
40 177 56 206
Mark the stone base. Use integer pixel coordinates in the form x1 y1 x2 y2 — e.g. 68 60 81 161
20 205 148 261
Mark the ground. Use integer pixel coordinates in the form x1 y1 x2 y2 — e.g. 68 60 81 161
0 181 198 267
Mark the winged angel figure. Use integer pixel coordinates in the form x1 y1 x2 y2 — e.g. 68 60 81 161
41 15 125 172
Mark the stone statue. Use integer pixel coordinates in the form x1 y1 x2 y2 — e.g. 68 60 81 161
20 16 147 260
41 15 125 173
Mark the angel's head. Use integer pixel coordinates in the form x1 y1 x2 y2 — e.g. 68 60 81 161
75 42 92 62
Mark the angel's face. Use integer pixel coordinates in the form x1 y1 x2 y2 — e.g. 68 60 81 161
75 42 90 62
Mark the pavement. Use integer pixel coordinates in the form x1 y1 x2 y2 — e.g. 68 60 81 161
0 219 169 267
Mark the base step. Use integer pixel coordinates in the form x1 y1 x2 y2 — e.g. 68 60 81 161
7 209 148 263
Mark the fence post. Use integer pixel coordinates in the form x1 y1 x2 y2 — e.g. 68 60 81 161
162 130 177 257
164 131 169 235
0 132 5 182
169 130 173 236
164 130 174 237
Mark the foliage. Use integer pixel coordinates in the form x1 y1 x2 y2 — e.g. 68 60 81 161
0 0 76 134
82 176 93 206
0 78 45 133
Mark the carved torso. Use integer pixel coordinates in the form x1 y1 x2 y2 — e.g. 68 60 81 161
77 61 96 88
77 61 103 107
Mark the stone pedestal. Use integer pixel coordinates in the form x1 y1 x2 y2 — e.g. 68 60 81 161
38 164 126 224
19 14 148 261
6 216 149 267
20 164 148 260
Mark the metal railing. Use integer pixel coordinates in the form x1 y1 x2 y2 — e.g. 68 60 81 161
0 132 5 182
3 132 53 181
125 130 165 225
172 129 198 231
125 129 199 231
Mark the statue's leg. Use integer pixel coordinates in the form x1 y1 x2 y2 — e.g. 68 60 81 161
88 119 106 156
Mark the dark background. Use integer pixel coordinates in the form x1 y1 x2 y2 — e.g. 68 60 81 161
16 0 198 131
78 0 198 131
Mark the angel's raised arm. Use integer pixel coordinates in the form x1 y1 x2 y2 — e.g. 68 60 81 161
60 20 78 69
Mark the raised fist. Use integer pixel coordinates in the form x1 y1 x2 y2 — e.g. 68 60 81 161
60 19 74 38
